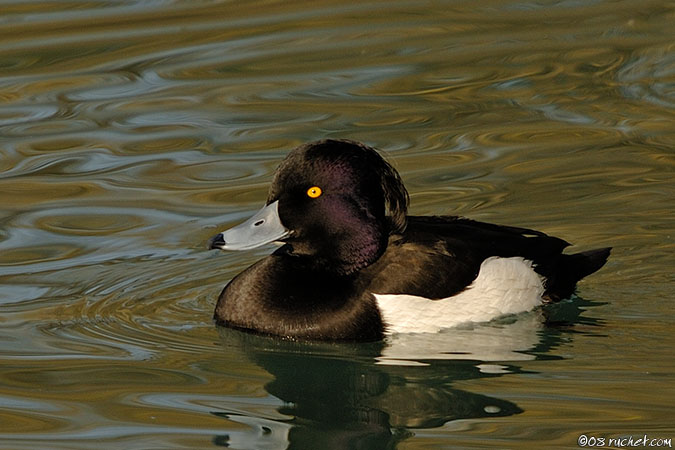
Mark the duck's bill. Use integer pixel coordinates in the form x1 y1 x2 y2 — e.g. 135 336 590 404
209 200 290 251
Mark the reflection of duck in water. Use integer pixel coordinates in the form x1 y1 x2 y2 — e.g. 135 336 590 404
213 320 541 449
209 139 610 341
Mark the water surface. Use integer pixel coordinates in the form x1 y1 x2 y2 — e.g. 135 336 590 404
1 1 674 448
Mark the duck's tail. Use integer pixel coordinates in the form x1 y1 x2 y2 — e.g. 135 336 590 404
542 247 611 301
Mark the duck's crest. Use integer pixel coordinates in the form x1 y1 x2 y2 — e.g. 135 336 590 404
319 139 409 233
376 146 409 234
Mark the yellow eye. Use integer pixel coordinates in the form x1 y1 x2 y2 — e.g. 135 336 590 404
306 186 322 198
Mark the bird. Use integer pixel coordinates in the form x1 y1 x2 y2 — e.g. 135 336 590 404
209 139 610 341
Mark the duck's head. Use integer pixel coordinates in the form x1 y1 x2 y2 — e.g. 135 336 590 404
210 139 409 274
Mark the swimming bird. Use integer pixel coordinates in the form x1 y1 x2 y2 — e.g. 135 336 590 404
209 139 610 341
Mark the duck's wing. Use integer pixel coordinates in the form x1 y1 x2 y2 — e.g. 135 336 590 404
363 216 608 301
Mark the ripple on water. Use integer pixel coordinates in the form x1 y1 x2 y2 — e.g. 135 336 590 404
34 211 143 237
1 141 276 213
2 249 224 361
0 104 60 127
0 285 51 306
617 44 675 109
0 243 86 267
0 204 215 282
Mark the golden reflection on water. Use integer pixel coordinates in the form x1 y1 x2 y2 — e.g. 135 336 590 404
1 0 674 448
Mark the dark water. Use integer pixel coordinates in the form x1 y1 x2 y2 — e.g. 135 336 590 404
1 1 673 448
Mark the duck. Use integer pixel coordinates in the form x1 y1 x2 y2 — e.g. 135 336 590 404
209 139 610 342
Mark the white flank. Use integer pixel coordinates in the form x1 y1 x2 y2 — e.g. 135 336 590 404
373 256 545 334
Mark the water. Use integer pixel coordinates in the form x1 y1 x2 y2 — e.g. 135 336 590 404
1 0 673 448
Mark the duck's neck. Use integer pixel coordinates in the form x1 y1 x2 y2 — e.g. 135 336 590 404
275 233 387 276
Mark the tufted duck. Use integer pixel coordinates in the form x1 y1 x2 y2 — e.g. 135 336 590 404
209 139 610 341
